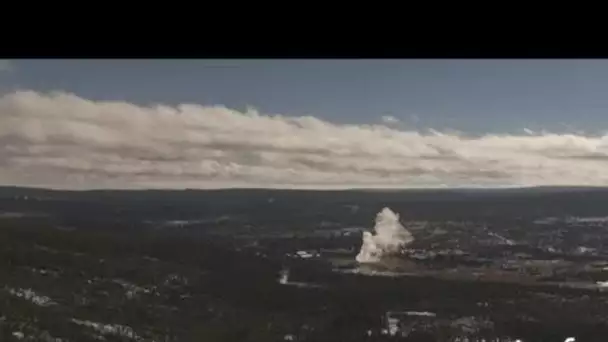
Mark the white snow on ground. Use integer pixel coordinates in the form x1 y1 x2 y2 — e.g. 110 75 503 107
71 318 155 341
32 244 86 257
112 278 158 299
6 287 57 307
164 274 189 286
28 267 61 277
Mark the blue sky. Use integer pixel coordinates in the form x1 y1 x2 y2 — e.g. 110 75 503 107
2 59 608 189
3 59 608 134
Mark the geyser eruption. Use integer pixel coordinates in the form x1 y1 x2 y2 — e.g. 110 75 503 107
356 207 414 263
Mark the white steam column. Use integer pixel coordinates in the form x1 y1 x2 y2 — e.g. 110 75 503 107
356 207 414 263
279 269 289 284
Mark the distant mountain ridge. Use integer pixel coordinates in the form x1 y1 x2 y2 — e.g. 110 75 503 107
1 185 608 203
1 185 607 194
3 184 608 226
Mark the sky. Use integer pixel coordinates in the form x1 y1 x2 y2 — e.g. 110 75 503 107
1 58 608 189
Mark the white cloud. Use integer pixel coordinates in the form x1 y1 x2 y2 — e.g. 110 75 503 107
381 115 400 125
0 60 14 72
1 90 608 190
523 128 535 135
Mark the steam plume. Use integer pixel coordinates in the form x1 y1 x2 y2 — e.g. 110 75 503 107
356 207 414 263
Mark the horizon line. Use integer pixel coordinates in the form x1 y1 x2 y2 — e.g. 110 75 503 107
2 184 607 193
